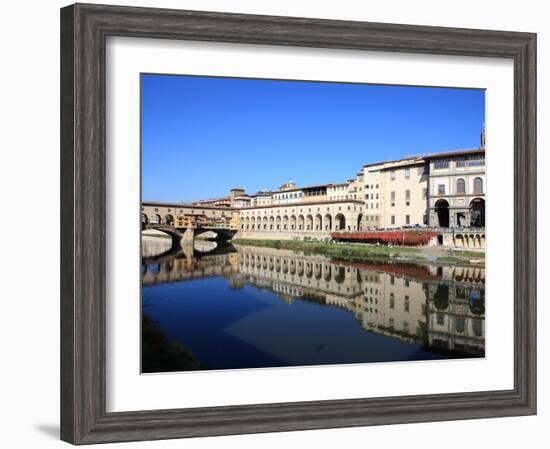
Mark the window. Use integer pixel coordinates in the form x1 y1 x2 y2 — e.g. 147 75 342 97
434 159 449 169
405 189 410 206
390 191 395 207
390 171 396 180
405 215 410 225
474 177 483 194
391 215 395 225
456 158 465 168
438 184 445 195
404 296 410 312
468 154 485 167
405 168 410 179
456 287 466 299
456 178 466 194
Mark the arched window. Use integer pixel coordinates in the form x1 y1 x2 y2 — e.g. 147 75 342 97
456 178 465 194
473 177 483 194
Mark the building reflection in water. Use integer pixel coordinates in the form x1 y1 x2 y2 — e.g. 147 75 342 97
142 242 485 360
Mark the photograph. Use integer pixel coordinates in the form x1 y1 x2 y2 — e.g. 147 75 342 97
140 74 486 373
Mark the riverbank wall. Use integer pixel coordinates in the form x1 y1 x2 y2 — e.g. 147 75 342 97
234 229 485 250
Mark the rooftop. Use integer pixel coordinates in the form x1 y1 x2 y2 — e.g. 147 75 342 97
273 183 335 194
363 147 484 169
142 200 237 211
239 198 365 211
423 147 484 159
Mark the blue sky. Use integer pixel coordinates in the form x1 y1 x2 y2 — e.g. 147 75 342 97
141 74 484 202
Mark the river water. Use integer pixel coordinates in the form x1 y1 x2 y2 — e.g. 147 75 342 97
141 242 485 373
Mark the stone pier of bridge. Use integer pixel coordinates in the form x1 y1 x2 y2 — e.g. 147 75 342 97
180 227 194 244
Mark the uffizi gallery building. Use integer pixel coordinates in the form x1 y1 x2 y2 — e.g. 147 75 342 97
142 143 486 240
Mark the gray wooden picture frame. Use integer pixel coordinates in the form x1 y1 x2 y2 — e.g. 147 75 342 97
60 3 537 445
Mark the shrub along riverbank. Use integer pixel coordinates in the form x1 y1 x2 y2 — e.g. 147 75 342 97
231 238 484 266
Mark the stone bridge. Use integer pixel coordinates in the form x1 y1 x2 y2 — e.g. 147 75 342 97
145 224 237 248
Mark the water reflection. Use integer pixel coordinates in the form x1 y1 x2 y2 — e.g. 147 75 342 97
142 242 485 372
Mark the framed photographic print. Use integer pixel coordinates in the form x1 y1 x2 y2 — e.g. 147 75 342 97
60 3 537 444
